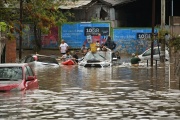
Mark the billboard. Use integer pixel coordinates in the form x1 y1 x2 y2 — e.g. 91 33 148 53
61 22 110 48
113 28 158 54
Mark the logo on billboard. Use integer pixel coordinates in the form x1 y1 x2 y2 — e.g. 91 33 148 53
84 27 109 36
137 33 151 40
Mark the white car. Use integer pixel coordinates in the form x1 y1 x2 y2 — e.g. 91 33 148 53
79 50 113 67
138 46 169 61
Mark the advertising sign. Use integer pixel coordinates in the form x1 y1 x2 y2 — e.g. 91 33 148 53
113 28 158 54
61 22 110 48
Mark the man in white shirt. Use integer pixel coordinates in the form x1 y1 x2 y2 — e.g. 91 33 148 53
59 40 69 55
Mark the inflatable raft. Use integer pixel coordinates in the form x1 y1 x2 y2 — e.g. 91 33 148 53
61 59 75 65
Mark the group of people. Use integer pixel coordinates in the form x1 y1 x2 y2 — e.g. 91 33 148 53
59 36 141 66
59 36 117 64
81 36 117 55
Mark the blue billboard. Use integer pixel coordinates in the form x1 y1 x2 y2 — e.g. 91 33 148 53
113 28 158 54
61 22 110 48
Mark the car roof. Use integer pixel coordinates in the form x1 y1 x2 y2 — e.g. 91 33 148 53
0 63 28 67
31 54 56 58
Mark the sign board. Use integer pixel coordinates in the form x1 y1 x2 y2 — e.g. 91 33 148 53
113 28 158 54
61 22 110 48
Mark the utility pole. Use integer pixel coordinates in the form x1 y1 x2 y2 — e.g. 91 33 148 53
171 0 173 16
151 0 155 67
19 0 23 60
160 0 165 63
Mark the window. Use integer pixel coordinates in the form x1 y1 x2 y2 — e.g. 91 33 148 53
24 66 34 80
143 49 151 56
37 56 58 64
25 56 34 63
154 48 160 55
0 67 22 80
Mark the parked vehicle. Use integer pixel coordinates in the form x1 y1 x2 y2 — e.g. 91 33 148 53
20 54 59 67
0 63 39 92
138 46 169 61
79 50 117 67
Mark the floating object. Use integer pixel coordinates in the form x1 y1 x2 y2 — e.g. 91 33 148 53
61 59 75 65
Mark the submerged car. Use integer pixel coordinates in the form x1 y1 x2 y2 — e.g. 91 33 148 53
138 46 169 61
20 54 59 67
79 50 118 67
0 63 39 92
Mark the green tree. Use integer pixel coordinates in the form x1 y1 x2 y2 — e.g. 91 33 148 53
0 0 76 52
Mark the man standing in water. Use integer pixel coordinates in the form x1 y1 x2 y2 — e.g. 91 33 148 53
59 40 69 56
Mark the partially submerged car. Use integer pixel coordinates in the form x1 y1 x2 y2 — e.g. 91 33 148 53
79 50 118 67
138 46 169 61
20 54 59 67
0 63 39 92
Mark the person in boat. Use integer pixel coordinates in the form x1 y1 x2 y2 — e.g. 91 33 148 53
61 50 77 64
96 41 101 51
81 44 88 56
104 36 116 51
72 51 79 63
100 44 108 51
130 53 141 67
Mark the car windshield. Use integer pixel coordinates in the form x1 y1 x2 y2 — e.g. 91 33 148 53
83 51 111 61
0 67 22 80
37 56 59 64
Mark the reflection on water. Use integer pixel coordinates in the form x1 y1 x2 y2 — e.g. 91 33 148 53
0 62 180 119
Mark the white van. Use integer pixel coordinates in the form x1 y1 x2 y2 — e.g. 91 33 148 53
138 46 169 61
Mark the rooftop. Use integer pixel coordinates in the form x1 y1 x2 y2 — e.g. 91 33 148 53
58 0 137 9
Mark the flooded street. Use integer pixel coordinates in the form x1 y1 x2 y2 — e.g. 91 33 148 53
0 56 180 119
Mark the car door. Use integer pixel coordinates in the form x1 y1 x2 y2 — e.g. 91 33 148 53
153 47 161 60
24 66 38 90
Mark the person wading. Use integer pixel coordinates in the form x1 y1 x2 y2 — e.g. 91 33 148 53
131 53 141 67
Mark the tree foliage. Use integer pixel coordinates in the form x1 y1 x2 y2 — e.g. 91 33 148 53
158 29 180 53
170 36 180 53
0 0 76 51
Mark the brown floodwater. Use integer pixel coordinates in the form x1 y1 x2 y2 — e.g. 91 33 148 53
0 54 180 119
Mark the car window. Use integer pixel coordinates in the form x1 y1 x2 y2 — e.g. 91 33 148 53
143 49 151 56
24 66 34 80
154 48 160 55
84 51 111 61
20 57 26 63
26 66 34 76
37 56 59 64
0 67 22 80
25 56 34 63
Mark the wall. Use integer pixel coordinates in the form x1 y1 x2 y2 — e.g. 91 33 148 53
169 16 180 36
15 24 59 49
71 4 117 27
6 39 16 63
